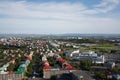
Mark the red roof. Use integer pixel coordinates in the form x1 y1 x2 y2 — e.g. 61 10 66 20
57 58 66 63
64 63 76 70
27 56 32 60
8 71 14 74
43 65 51 70
11 58 16 61
43 62 50 66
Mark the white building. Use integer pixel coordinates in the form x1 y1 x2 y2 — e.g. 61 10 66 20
64 50 80 57
49 41 60 47
78 51 105 64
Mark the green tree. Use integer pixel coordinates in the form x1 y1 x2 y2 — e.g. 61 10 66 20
80 60 91 70
27 61 34 74
71 62 80 70
14 59 21 71
47 57 56 67
95 72 106 79
50 75 57 80
7 63 15 71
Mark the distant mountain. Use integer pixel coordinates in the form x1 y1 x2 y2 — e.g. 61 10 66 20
55 33 120 38
0 33 120 38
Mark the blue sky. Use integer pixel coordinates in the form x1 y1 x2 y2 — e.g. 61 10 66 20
0 0 120 34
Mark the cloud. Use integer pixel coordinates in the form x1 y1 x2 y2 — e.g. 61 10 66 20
94 0 120 13
0 0 119 34
0 0 119 19
0 1 87 20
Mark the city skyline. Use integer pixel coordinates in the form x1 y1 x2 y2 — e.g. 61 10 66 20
0 0 120 34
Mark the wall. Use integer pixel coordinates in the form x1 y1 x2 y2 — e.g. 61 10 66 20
0 74 23 80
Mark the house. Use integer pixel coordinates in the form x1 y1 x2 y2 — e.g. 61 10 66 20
64 50 80 57
104 62 115 69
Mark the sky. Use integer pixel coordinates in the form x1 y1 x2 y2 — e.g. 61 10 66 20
0 0 120 34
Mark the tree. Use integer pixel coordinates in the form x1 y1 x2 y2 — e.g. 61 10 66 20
14 59 21 71
47 57 56 67
50 75 57 80
95 72 106 79
71 62 80 70
80 60 91 70
7 63 15 71
111 65 119 74
27 60 34 74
